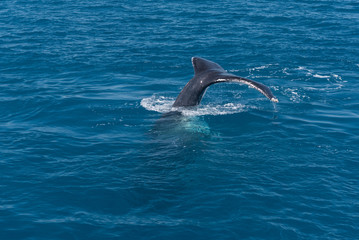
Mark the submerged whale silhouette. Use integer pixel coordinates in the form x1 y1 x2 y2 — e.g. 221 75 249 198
173 57 278 107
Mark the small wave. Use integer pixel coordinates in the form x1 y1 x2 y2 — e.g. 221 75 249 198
286 66 343 82
140 95 257 116
229 64 277 74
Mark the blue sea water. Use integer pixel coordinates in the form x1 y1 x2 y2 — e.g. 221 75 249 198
1 0 359 239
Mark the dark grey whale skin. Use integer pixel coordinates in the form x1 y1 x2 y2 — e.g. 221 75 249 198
172 57 278 107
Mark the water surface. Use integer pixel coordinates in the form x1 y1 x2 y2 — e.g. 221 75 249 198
1 0 358 239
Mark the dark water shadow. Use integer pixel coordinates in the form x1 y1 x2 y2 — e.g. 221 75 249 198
126 111 214 215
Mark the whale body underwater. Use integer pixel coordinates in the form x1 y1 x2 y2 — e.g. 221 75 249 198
172 57 278 108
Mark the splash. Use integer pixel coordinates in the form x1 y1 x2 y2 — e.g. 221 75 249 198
140 95 258 116
140 95 173 113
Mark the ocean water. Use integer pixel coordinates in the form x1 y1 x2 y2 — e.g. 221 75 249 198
1 0 358 239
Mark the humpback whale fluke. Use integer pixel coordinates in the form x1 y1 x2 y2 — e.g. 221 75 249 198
172 57 278 107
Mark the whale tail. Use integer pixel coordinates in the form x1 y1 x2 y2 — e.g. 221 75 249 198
172 57 278 107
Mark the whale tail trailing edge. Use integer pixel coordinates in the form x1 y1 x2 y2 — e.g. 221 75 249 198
213 74 279 103
172 57 278 107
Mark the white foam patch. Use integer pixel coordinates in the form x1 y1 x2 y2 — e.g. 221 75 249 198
140 95 173 113
180 103 249 116
313 74 331 79
287 66 343 82
250 64 272 71
283 88 309 103
303 83 344 92
140 95 255 116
